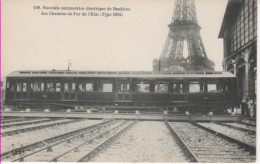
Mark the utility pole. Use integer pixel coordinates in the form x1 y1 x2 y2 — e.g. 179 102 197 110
68 59 71 71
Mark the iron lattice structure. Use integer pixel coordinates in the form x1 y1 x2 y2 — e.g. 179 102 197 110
153 0 215 72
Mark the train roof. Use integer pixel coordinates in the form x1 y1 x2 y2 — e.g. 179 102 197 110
7 70 236 79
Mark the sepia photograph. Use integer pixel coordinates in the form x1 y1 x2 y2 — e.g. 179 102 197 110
1 0 257 162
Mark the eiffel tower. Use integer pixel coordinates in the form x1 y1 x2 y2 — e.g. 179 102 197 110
153 0 215 72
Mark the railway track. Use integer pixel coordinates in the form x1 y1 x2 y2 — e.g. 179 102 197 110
1 117 41 124
1 118 56 129
241 117 256 126
196 122 256 149
5 120 135 162
89 121 189 162
1 119 114 161
1 119 79 136
167 121 255 162
165 121 199 162
60 120 135 162
215 122 256 134
2 119 256 162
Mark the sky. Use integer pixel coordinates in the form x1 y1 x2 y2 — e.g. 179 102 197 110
2 0 228 78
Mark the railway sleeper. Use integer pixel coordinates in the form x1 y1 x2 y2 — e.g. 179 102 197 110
169 122 255 163
74 147 79 152
165 121 199 162
47 146 53 152
1 120 114 161
45 121 126 162
191 121 256 155
77 121 136 162
214 122 256 134
198 156 256 159
193 150 249 155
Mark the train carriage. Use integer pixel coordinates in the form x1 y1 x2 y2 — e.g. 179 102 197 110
4 70 237 114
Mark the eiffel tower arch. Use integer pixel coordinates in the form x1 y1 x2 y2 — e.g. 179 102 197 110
153 0 215 72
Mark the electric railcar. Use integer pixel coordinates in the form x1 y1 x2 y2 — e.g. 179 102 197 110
4 70 237 114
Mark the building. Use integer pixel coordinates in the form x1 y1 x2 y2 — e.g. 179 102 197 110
219 0 257 107
1 78 6 108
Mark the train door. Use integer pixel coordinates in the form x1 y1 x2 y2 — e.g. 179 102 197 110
5 80 15 100
15 81 28 100
117 80 131 101
63 82 76 101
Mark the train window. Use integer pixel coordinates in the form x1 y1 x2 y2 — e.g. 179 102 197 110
47 83 55 92
64 83 69 92
189 82 201 93
173 83 184 93
30 83 34 91
86 83 93 92
10 84 15 91
17 83 22 92
78 83 93 92
207 84 217 93
136 83 149 93
180 84 183 93
41 83 45 91
35 83 41 91
218 85 224 92
118 82 130 91
6 82 9 88
56 83 61 92
22 83 27 92
72 83 76 91
155 84 168 93
103 83 113 92
79 83 83 91
31 83 41 91
173 84 177 92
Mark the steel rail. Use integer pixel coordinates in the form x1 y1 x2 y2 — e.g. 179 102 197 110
165 121 199 162
1 119 80 136
48 120 132 162
240 122 256 127
1 119 113 160
240 117 256 127
11 120 117 162
191 122 256 155
77 120 136 162
167 121 255 162
1 119 54 128
214 122 256 134
1 118 38 124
